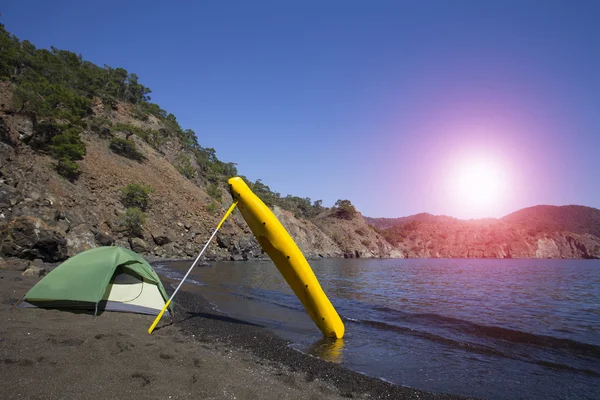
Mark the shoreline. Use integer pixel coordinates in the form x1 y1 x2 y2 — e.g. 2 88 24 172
0 266 469 399
171 288 469 400
151 256 600 263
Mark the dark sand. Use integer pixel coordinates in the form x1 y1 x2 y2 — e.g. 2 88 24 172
0 268 469 399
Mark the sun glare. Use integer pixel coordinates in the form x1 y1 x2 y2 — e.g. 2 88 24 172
450 157 507 218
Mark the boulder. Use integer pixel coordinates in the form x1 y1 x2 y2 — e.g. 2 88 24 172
66 224 97 257
0 142 15 166
31 258 44 267
95 231 115 246
99 127 112 139
0 117 16 146
130 237 148 253
151 228 175 246
28 191 41 202
0 183 20 209
14 114 34 143
0 257 29 271
114 238 130 250
184 243 198 257
0 216 67 262
162 242 184 258
152 246 166 258
25 120 57 150
21 265 46 277
64 210 87 227
49 219 70 234
216 234 232 249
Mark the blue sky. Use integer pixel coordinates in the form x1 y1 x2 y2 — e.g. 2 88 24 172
2 1 600 218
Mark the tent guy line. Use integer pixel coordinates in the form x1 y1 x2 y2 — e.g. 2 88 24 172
147 200 239 334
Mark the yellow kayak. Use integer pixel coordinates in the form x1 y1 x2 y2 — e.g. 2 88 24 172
228 177 344 338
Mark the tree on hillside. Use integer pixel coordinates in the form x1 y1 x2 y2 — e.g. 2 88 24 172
334 199 358 220
119 183 154 211
49 126 86 181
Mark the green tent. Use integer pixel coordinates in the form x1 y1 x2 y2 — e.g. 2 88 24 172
22 246 171 316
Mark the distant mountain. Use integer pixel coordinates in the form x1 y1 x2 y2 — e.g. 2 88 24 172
365 205 600 259
502 205 600 238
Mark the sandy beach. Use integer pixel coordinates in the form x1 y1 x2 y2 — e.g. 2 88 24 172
0 266 468 400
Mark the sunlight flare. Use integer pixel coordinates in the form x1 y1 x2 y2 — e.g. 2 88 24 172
449 156 508 218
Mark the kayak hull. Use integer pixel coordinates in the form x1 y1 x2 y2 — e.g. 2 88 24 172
228 177 344 338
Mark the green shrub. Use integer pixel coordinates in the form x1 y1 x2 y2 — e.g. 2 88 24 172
207 182 222 200
131 104 150 121
122 207 146 237
175 154 196 179
120 183 154 211
87 116 112 133
205 202 218 214
109 138 144 161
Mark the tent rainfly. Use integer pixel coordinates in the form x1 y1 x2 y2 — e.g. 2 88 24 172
21 246 171 316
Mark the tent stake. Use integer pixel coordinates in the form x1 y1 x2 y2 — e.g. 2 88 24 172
11 296 24 311
148 200 238 334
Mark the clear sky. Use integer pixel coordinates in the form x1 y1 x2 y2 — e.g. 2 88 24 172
2 1 599 218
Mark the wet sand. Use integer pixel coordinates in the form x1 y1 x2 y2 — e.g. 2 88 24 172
0 268 468 399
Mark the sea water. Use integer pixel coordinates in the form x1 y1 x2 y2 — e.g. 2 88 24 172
154 258 600 400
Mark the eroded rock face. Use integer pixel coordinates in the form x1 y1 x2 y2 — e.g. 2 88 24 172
536 238 561 258
534 234 599 259
0 216 67 262
273 206 342 258
313 211 396 258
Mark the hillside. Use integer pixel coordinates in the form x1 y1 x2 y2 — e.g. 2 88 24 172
1 24 598 263
0 25 393 263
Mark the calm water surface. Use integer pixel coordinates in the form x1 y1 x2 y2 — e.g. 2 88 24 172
154 258 600 400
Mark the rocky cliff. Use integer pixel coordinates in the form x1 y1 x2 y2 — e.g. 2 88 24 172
0 80 395 262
